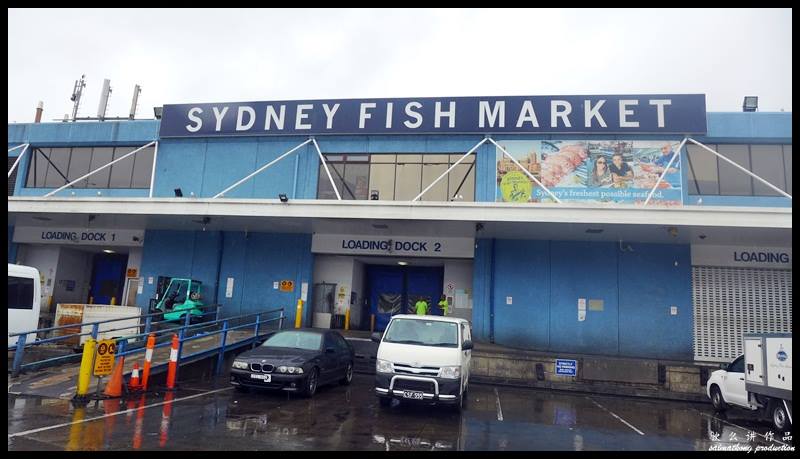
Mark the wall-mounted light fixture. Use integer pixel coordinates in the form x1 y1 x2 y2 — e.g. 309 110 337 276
174 188 183 197
278 193 289 203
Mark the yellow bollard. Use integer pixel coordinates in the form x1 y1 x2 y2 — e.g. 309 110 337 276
370 314 375 333
294 299 303 329
110 296 116 305
75 338 96 400
344 308 350 331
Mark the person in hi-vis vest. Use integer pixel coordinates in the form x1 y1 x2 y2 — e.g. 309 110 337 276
438 295 449 315
415 298 429 315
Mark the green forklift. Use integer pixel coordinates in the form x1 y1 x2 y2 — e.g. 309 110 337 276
151 278 206 323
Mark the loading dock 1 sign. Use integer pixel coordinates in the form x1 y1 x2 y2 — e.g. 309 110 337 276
555 359 577 377
93 340 117 376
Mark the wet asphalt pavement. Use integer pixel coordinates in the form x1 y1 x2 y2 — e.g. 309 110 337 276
7 373 794 451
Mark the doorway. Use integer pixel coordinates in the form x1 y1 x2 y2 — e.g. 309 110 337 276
89 253 128 305
366 265 444 331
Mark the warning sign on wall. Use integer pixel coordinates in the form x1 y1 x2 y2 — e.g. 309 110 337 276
93 339 117 376
279 280 295 292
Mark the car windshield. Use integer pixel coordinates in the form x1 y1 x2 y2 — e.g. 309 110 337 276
383 319 459 348
261 331 322 351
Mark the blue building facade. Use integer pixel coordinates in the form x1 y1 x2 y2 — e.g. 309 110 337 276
8 97 792 363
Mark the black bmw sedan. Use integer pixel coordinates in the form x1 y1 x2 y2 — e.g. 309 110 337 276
230 329 354 397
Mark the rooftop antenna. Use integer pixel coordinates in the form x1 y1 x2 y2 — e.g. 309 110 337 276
129 84 141 119
97 78 112 120
70 74 86 121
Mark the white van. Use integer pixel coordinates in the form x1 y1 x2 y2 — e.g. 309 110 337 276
8 263 42 347
371 314 473 410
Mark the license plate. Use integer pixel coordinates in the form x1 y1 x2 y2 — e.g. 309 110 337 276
402 390 424 399
250 374 271 382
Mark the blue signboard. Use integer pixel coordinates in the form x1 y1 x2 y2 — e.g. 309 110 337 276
159 94 706 137
555 359 578 377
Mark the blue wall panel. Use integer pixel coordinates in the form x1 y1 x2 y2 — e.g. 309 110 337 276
471 239 493 341
492 239 550 350
618 243 693 359
548 241 619 355
138 230 313 325
152 139 208 197
201 138 258 198
485 239 694 359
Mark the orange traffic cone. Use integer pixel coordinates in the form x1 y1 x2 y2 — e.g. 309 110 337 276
104 357 125 397
128 363 141 391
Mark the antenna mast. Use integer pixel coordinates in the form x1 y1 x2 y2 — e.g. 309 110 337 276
70 74 86 121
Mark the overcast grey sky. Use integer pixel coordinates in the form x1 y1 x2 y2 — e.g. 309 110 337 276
7 8 792 123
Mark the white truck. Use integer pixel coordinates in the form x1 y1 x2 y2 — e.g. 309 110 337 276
706 333 792 431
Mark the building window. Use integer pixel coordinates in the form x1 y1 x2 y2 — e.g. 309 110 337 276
750 145 786 196
317 153 476 202
686 145 719 195
686 144 792 197
25 145 154 189
717 145 752 196
8 157 18 196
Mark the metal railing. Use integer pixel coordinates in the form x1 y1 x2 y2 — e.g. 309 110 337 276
8 304 286 378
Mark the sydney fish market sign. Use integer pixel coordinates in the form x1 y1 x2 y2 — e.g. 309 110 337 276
160 95 707 137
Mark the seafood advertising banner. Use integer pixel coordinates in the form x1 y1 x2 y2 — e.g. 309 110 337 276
495 140 683 205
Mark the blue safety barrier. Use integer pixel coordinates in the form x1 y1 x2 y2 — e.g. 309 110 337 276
8 305 286 378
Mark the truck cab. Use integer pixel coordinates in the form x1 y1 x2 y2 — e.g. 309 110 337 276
371 314 473 410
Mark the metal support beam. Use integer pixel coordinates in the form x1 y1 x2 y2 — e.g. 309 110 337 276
148 141 159 198
44 141 157 197
413 137 489 202
643 137 687 206
687 137 792 200
488 138 562 204
311 138 342 201
213 138 312 199
7 144 30 178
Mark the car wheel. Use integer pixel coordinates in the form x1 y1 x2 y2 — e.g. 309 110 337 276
379 397 392 408
711 386 728 411
303 367 319 398
772 403 791 431
340 362 353 385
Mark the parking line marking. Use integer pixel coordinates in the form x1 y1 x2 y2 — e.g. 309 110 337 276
587 397 645 436
494 388 504 421
693 409 789 446
8 387 233 439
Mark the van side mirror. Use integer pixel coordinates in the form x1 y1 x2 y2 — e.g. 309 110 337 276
462 340 473 350
326 347 336 354
370 332 382 343
719 363 729 371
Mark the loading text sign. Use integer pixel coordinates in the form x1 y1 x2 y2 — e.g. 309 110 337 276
311 234 475 258
691 245 791 269
160 95 707 137
13 226 145 247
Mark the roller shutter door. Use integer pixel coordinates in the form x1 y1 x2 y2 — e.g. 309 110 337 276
692 266 792 362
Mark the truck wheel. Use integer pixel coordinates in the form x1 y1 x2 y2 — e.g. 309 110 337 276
772 403 791 431
711 386 728 411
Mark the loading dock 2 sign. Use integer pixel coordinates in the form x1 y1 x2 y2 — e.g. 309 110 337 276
93 340 117 376
555 359 577 377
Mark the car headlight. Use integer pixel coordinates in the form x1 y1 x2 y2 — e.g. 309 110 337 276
439 366 461 379
376 359 393 373
278 366 287 373
232 360 249 369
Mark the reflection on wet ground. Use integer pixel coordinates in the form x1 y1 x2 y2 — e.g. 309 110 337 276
7 374 794 451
